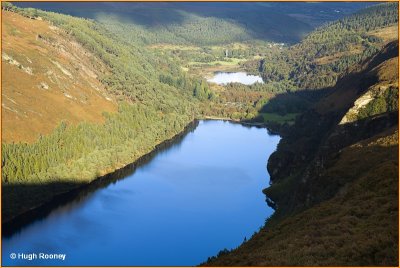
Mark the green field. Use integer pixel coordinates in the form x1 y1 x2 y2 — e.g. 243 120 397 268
260 113 299 124
188 57 247 66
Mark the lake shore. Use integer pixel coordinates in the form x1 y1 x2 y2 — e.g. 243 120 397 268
2 120 199 230
202 116 287 135
3 115 285 239
4 120 280 266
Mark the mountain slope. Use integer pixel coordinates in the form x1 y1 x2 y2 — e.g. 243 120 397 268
11 2 374 45
266 41 398 216
257 2 398 91
1 5 197 223
1 11 117 143
206 128 398 266
205 41 399 266
9 2 311 44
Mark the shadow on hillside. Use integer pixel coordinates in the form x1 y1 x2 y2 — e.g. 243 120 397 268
243 87 337 135
206 139 398 266
263 108 398 217
2 121 199 237
256 40 398 119
13 2 312 43
204 140 398 266
260 87 336 115
93 4 312 43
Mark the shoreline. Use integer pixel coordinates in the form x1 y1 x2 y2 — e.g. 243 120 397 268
2 119 199 232
202 116 266 126
3 117 284 266
202 116 284 135
3 117 281 236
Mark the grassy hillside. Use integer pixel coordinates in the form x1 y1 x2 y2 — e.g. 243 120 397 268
205 41 399 266
2 11 117 143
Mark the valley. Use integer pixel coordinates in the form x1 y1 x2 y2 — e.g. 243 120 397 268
1 2 399 267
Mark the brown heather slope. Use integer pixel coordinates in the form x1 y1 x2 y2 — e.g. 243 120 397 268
204 41 398 266
206 128 398 266
314 25 398 66
1 11 117 143
368 25 398 44
316 40 398 115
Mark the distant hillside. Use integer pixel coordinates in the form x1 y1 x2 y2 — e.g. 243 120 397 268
205 40 399 266
256 2 398 91
11 2 375 45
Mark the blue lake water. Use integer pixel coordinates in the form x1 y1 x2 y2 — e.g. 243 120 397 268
207 72 264 85
3 120 280 266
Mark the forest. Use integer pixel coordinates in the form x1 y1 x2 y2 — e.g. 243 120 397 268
257 3 398 90
10 2 368 45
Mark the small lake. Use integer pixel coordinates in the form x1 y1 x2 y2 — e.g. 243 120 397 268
3 120 279 266
208 72 264 85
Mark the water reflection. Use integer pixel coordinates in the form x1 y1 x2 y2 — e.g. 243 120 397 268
3 121 199 238
208 72 264 85
3 120 279 266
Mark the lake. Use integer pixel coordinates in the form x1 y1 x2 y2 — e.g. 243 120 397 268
207 72 264 85
2 120 280 266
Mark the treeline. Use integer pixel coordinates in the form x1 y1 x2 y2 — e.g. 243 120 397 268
96 12 250 46
2 103 192 184
92 6 311 46
258 2 398 91
357 86 399 120
2 103 193 221
1 4 200 178
198 84 273 121
162 42 274 70
167 46 259 64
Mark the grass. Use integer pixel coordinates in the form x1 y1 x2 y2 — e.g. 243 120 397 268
1 11 117 143
368 25 399 43
149 42 263 67
187 57 252 78
314 44 364 65
148 43 200 51
260 113 298 124
209 42 250 50
188 57 247 66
